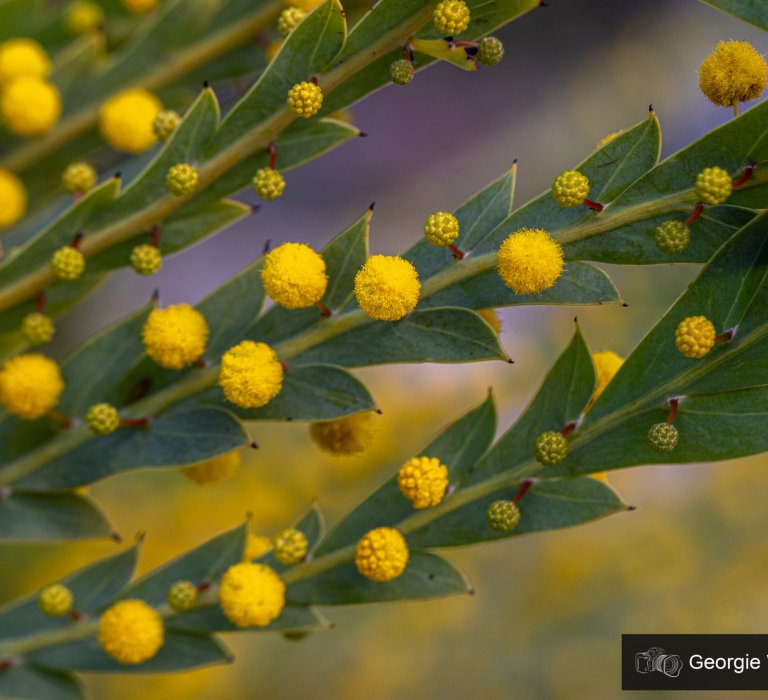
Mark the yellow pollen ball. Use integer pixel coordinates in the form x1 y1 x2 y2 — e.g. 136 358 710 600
497 228 564 295
591 350 624 402
1 77 61 136
355 527 409 582
0 168 27 227
262 242 328 309
141 304 209 370
699 40 767 107
354 255 421 321
98 599 164 665
0 354 64 419
675 315 716 359
219 562 286 627
286 81 323 118
218 340 283 409
180 451 241 486
244 533 272 561
309 412 377 456
98 88 162 154
397 456 449 509
0 38 51 83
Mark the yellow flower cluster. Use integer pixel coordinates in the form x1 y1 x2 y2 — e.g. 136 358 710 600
218 340 283 409
675 315 715 359
219 562 286 627
287 81 323 118
141 304 209 369
397 455 449 509
699 40 767 108
497 228 564 295
354 255 421 321
98 88 163 153
355 527 409 582
98 599 164 665
262 242 328 309
0 168 26 227
1 76 61 136
0 354 64 419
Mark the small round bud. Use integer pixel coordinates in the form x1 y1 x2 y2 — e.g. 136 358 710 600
534 430 568 466
497 228 564 295
62 162 97 195
355 527 409 582
166 163 199 197
130 243 163 276
694 166 732 206
354 255 421 321
273 528 308 565
699 40 767 108
86 402 120 436
654 220 690 255
477 36 504 66
167 580 199 612
433 0 470 35
51 246 85 281
486 500 520 532
21 312 54 345
277 6 306 37
552 170 590 208
675 315 716 359
389 59 414 85
39 583 73 617
152 110 181 141
648 422 679 453
65 1 104 34
309 412 377 456
252 167 286 200
397 456 449 509
287 81 323 118
423 211 459 247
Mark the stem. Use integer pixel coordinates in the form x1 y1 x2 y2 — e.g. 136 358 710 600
733 101 741 118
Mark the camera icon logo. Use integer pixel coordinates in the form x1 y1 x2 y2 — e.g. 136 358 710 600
635 647 683 678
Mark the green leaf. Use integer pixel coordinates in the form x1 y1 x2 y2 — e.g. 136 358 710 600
316 392 496 556
286 552 471 605
406 477 628 548
0 664 84 700
210 0 347 153
189 364 375 421
465 325 594 485
26 630 231 673
294 308 509 367
18 408 249 490
0 492 113 543
698 0 768 29
171 603 330 634
409 38 478 72
0 546 137 644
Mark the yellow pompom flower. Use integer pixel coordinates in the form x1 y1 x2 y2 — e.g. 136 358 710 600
398 456 449 509
287 81 323 118
309 412 377 456
180 451 241 485
0 168 26 227
354 255 421 321
219 562 285 627
273 528 308 565
141 304 209 369
218 340 284 409
244 533 272 560
497 228 564 295
0 354 64 419
0 38 51 83
262 242 327 309
355 527 409 582
123 0 156 12
39 583 73 617
98 599 164 665
252 167 286 200
433 0 470 36
62 162 97 195
592 350 623 401
98 88 162 153
675 315 716 359
699 40 767 108
65 1 104 34
51 246 85 281
2 77 61 136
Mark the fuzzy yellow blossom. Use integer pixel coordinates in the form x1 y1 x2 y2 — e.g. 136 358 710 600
262 242 328 309
287 81 323 118
65 1 104 34
98 88 162 153
0 38 51 83
591 351 623 402
355 527 409 582
1 77 61 136
245 533 272 560
0 168 26 227
309 412 377 456
354 255 421 321
675 315 716 359
0 354 64 419
398 456 449 509
477 308 502 334
219 562 285 627
218 340 283 409
141 304 209 369
38 583 73 617
98 599 164 665
181 451 241 485
497 228 564 295
123 0 157 12
699 40 767 108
